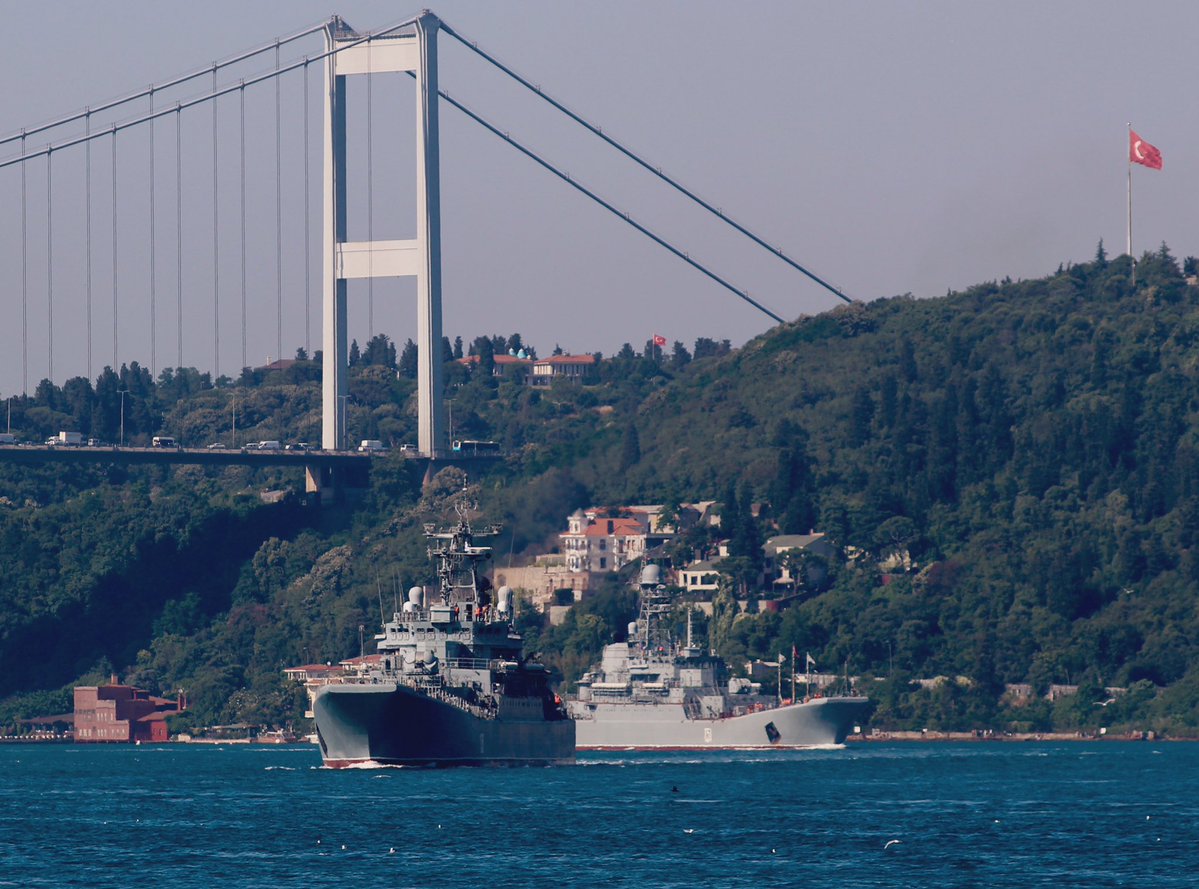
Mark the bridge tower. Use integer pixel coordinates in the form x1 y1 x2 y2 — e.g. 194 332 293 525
321 13 445 456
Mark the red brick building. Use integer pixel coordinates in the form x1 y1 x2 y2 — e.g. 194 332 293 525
74 684 185 743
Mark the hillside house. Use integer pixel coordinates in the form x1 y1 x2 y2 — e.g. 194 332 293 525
678 559 722 593
763 532 837 591
561 509 651 573
456 353 534 381
531 354 596 385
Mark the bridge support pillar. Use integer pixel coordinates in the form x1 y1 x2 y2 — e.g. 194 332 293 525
321 14 445 457
305 463 336 505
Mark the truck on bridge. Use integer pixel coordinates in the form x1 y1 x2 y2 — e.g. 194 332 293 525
46 431 83 447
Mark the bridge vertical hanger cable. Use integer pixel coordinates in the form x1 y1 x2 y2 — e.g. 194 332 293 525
441 25 854 306
20 131 27 394
212 65 220 380
366 33 374 339
112 127 118 370
86 111 92 381
275 41 283 365
46 149 53 383
176 104 183 369
303 57 311 357
149 86 156 376
240 80 247 371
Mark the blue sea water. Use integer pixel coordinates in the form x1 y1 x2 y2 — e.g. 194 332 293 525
0 741 1195 887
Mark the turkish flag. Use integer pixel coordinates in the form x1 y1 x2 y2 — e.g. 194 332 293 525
1130 130 1163 170
652 334 666 346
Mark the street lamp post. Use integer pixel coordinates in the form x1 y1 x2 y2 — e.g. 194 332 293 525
118 389 128 447
231 391 237 448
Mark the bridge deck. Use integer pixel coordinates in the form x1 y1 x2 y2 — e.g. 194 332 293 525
0 444 376 469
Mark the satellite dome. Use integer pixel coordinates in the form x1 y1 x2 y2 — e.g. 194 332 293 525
640 564 661 586
408 586 423 604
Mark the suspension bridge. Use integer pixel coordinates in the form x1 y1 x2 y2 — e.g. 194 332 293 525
0 10 851 494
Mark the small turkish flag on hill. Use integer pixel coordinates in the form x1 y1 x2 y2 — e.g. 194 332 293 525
1130 130 1163 170
652 334 666 346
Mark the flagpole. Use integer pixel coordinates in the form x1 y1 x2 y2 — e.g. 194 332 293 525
1127 122 1135 284
777 655 782 706
790 647 796 703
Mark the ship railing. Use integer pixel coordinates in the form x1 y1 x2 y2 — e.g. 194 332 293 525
398 674 498 720
445 657 491 671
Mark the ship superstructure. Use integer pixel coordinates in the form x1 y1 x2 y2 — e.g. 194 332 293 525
313 511 574 767
569 565 869 749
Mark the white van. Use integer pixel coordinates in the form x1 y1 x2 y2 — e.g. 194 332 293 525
152 436 178 448
256 440 283 451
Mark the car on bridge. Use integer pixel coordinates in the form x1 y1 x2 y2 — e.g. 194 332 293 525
206 442 227 449
357 439 387 453
152 436 179 448
285 442 311 451
254 440 283 451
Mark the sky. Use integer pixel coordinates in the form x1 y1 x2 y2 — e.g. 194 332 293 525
0 0 1195 395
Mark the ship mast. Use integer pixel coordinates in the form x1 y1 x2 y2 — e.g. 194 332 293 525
424 503 502 606
634 565 673 657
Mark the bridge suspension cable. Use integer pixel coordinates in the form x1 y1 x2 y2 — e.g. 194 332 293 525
421 74 784 325
0 18 333 150
440 23 853 307
0 15 422 170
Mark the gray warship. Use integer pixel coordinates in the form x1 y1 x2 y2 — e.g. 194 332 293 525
569 565 870 749
313 512 575 767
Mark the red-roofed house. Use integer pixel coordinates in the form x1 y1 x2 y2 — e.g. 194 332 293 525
561 508 652 573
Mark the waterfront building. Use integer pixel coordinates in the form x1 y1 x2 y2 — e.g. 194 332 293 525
73 683 185 743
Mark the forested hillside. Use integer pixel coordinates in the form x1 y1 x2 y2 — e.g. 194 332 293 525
6 243 1199 735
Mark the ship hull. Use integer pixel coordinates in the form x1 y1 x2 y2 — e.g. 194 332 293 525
314 682 576 767
570 696 869 750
